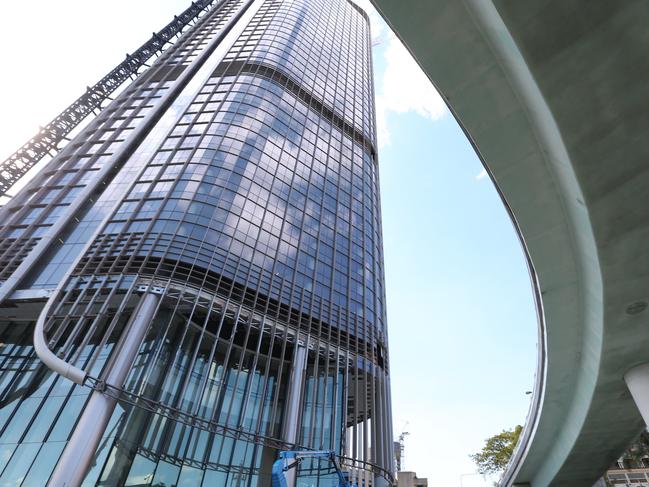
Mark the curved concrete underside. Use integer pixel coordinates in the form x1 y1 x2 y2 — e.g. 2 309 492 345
370 1 649 486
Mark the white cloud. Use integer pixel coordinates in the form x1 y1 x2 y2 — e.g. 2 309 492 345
476 168 488 180
375 95 391 147
349 0 447 147
381 36 447 119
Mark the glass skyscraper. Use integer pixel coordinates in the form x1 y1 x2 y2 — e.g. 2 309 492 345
0 0 393 485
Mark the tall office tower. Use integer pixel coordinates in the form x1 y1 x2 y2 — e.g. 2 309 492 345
0 0 392 485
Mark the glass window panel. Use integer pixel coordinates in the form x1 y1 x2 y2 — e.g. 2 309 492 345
177 465 203 486
0 445 16 479
23 396 65 443
125 454 156 486
151 461 180 487
0 403 19 441
48 394 86 442
0 443 40 486
201 470 228 487
0 398 40 444
21 441 65 487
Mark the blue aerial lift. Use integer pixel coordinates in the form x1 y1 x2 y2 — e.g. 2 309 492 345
271 450 356 487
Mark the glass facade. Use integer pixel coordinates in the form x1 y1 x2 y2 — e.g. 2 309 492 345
0 0 392 485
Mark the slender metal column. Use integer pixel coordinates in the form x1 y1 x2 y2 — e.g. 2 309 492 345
48 292 159 487
625 363 649 424
282 343 307 487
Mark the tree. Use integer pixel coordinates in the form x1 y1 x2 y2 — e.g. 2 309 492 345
470 425 522 475
469 426 649 486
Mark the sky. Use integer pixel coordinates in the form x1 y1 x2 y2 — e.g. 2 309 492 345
0 1 537 486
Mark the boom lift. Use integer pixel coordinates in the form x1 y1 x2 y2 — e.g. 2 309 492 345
272 450 355 487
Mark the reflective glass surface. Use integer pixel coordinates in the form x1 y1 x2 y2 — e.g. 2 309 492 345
0 0 392 484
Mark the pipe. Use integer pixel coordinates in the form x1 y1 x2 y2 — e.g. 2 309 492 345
33 284 87 385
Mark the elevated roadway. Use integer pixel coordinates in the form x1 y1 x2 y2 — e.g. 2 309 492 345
369 1 649 485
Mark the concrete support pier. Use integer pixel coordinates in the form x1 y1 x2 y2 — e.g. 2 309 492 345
625 363 649 425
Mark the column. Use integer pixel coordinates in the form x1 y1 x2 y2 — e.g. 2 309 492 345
282 342 307 487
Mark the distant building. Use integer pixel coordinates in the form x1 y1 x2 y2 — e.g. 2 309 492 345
602 463 649 486
597 446 649 486
397 471 428 487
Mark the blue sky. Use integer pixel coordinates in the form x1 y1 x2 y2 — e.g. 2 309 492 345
0 1 538 486
358 3 538 484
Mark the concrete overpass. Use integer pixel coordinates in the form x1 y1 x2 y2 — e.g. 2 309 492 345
369 1 649 486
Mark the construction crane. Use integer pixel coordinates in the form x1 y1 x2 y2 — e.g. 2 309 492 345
272 450 355 487
396 425 410 472
0 0 223 198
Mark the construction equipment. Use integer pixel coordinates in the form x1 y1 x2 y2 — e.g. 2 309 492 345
272 450 355 487
396 423 409 472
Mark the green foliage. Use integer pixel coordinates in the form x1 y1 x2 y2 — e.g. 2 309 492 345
470 426 649 484
470 425 523 475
